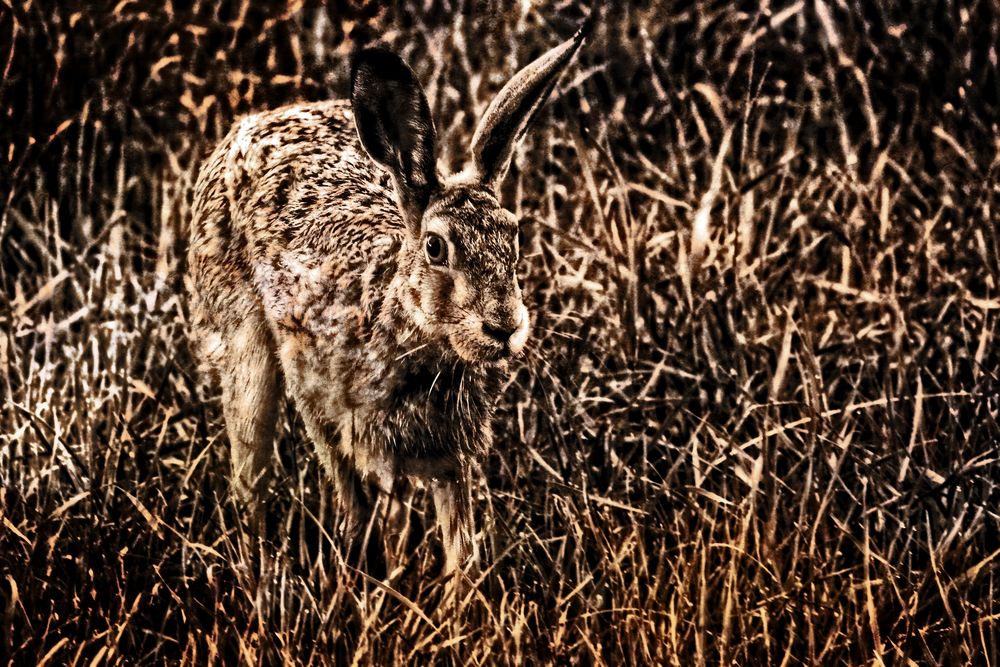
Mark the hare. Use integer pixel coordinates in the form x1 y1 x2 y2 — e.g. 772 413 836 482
187 21 589 576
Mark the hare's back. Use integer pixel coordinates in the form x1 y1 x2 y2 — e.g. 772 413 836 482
194 99 401 261
190 99 403 344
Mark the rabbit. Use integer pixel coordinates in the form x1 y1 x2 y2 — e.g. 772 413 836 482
186 19 590 577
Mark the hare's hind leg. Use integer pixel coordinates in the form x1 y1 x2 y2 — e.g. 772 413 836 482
219 312 280 511
193 286 280 517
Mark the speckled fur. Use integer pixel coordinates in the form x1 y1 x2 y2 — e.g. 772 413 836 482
187 26 588 575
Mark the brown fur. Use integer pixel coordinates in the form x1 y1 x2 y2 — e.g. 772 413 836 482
187 24 588 575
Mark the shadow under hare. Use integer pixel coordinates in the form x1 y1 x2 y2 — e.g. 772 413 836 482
187 21 589 577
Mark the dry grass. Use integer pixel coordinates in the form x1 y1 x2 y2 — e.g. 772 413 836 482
3 0 1000 664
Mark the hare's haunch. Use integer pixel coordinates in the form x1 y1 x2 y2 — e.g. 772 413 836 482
187 21 589 575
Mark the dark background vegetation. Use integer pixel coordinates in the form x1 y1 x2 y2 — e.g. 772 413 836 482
3 0 1000 664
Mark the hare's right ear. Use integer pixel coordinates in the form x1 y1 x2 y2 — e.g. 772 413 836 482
351 49 439 232
469 18 591 192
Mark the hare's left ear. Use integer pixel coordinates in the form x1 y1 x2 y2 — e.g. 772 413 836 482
352 49 439 232
469 17 592 192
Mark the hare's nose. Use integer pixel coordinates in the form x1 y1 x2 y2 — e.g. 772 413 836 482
482 305 524 342
482 319 519 343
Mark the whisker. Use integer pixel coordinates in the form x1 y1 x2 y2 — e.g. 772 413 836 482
395 342 431 361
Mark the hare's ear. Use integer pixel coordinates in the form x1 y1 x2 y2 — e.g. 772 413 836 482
469 18 591 192
351 49 439 231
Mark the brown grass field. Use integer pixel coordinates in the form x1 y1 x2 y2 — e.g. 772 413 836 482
2 0 1000 664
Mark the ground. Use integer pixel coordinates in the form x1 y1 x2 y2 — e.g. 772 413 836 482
2 1 999 664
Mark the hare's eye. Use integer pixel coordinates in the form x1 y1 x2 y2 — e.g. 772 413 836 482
425 233 447 265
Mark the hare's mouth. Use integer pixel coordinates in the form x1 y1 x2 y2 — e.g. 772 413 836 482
447 329 519 365
445 305 529 364
450 333 527 365
450 335 510 364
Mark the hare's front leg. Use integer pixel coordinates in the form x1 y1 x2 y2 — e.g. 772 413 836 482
293 414 387 577
432 472 479 576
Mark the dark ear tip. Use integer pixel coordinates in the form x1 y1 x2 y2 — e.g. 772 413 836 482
350 48 409 87
576 12 596 42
